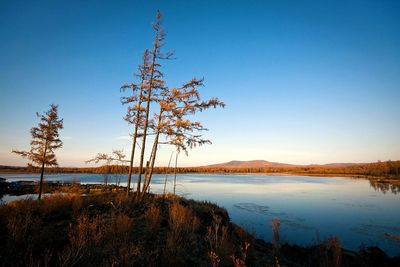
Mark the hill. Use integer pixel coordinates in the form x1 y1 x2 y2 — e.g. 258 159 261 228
204 160 296 168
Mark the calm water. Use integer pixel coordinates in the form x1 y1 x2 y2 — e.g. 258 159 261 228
1 172 399 256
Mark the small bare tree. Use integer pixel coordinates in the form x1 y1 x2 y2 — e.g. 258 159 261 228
86 152 113 185
86 150 129 188
112 149 128 187
12 104 63 200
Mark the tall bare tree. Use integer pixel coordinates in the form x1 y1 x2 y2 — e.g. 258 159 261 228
136 11 173 194
12 104 63 200
121 11 224 197
121 49 151 195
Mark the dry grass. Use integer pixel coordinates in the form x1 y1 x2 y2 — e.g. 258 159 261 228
169 202 199 234
6 199 38 245
164 202 201 265
59 213 103 266
325 236 342 267
208 250 221 267
145 203 161 230
41 193 83 215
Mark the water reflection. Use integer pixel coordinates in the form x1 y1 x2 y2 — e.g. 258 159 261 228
369 180 400 194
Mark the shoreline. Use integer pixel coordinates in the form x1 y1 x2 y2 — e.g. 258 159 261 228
2 171 399 187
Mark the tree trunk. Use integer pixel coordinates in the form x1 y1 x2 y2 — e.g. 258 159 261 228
126 71 145 196
163 151 174 195
173 153 178 195
141 106 164 196
141 130 160 195
126 115 140 195
126 137 136 195
142 160 151 191
142 136 157 194
38 142 48 201
38 160 45 200
136 90 153 194
136 37 159 194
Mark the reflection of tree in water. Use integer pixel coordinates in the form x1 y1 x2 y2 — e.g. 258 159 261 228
369 180 400 194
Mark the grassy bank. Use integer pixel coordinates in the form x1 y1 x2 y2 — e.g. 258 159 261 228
0 192 399 267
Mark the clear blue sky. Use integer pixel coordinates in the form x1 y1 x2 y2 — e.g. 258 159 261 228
1 0 399 167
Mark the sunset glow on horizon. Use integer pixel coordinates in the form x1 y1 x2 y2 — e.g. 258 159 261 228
1 0 399 167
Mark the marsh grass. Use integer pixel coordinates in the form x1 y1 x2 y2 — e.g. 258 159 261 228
145 203 161 231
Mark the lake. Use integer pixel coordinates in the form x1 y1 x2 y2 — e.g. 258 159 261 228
1 172 399 256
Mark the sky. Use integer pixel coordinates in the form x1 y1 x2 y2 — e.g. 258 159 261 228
0 0 399 167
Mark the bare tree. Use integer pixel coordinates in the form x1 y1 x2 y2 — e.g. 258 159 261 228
86 152 113 185
121 49 151 195
136 11 172 194
141 79 225 195
86 150 129 187
112 149 128 188
12 104 63 200
121 11 224 197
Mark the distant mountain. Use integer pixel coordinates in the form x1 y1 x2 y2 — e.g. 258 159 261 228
203 160 296 168
203 160 360 168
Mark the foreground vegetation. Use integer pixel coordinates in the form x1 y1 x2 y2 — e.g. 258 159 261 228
0 192 399 267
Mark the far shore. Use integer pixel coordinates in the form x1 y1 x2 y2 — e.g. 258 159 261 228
1 169 399 180
1 170 399 185
2 170 399 196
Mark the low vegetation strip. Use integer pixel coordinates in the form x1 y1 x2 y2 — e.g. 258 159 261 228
2 160 399 179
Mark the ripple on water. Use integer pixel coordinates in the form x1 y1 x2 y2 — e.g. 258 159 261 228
233 203 269 214
233 203 314 231
350 223 400 245
280 219 315 231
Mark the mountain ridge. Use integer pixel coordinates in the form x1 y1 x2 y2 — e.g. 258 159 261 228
202 160 359 168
